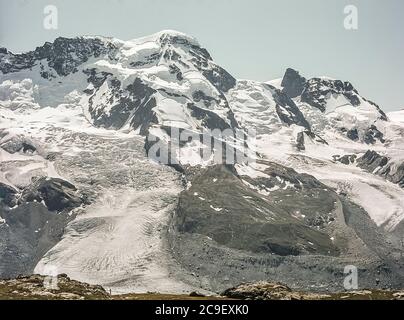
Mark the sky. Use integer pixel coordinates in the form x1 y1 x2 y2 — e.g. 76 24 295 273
0 0 403 111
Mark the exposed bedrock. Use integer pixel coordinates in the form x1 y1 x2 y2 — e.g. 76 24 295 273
0 177 84 279
167 163 404 293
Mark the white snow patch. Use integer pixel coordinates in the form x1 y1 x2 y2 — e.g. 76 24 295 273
210 205 223 212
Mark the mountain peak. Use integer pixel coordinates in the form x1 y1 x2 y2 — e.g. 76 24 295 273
126 30 200 48
281 68 307 98
156 29 198 41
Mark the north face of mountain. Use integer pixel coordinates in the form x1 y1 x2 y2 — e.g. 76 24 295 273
1 31 237 138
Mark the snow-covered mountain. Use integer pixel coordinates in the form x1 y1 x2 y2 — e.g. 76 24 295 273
1 31 404 293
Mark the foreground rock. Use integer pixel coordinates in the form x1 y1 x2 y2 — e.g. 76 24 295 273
0 177 83 279
0 274 108 300
1 276 404 300
0 275 221 300
222 282 404 300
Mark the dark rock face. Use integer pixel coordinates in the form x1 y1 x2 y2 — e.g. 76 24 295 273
300 77 387 124
121 79 158 132
0 177 83 278
278 69 387 145
389 164 404 188
278 69 387 124
19 177 82 213
130 52 160 69
281 68 307 98
0 203 73 279
357 150 404 188
130 98 158 135
363 125 385 144
83 68 112 90
168 64 184 81
265 84 310 130
296 130 328 151
0 183 18 207
38 37 117 77
346 128 359 141
185 53 235 94
172 164 339 257
192 90 220 107
85 73 158 132
202 66 236 93
335 151 404 189
343 126 384 144
301 78 360 112
187 103 235 131
357 150 389 172
333 154 357 165
301 78 361 112
0 137 37 154
1 37 118 77
296 131 305 151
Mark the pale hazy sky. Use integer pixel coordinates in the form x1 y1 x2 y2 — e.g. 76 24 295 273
0 0 403 111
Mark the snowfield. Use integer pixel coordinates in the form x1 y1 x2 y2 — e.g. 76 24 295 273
388 110 404 123
0 78 199 294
